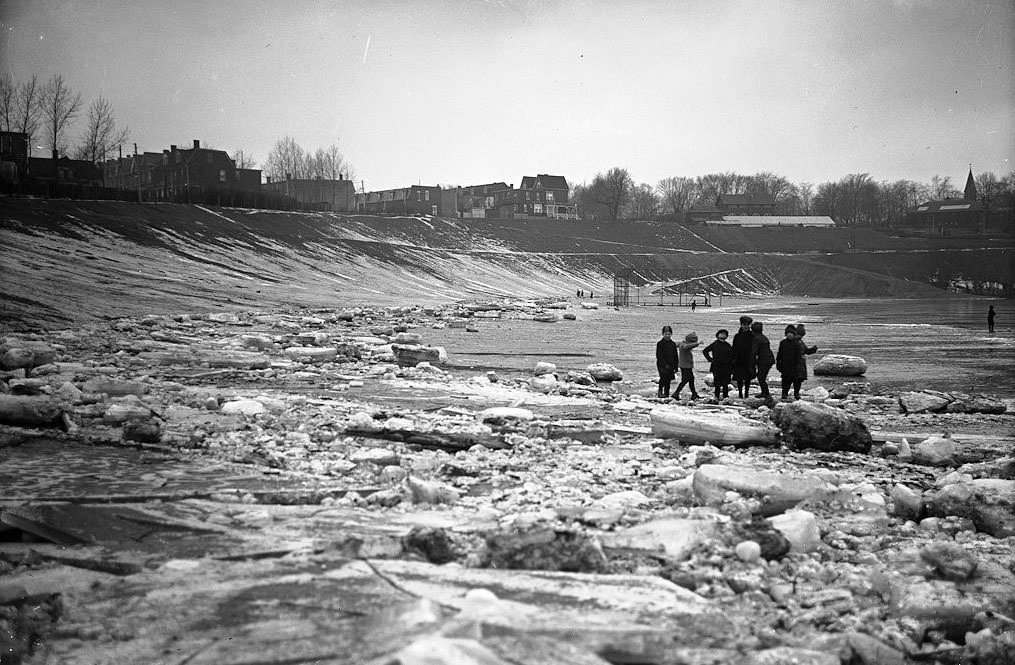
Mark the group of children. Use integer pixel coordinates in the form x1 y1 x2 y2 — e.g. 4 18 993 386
655 316 818 401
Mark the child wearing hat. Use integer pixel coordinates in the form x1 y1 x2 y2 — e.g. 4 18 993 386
776 325 800 400
655 325 678 398
731 315 755 398
702 329 733 400
674 331 701 400
749 321 775 399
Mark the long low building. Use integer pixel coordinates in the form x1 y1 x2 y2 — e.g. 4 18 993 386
705 215 836 227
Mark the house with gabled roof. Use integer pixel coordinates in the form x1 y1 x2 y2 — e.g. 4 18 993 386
492 173 578 220
718 192 779 215
457 181 509 218
909 168 987 235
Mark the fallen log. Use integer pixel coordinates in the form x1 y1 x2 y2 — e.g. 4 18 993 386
650 408 780 447
345 427 509 451
0 395 64 428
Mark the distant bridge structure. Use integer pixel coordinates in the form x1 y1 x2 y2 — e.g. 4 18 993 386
612 267 777 306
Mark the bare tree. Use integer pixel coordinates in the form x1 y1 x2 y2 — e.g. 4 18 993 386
313 143 353 180
0 75 15 132
975 171 1000 206
73 97 128 164
232 149 257 169
591 167 633 222
746 171 795 201
929 175 960 200
264 136 311 181
656 176 697 216
13 75 42 153
695 172 749 206
39 74 82 157
625 183 659 219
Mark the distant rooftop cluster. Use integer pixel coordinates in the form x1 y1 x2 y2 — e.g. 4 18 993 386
0 130 1009 236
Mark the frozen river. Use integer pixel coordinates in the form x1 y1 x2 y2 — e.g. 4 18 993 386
427 296 1015 398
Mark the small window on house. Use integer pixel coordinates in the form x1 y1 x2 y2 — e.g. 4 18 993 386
219 169 226 182
546 191 554 202
424 190 430 201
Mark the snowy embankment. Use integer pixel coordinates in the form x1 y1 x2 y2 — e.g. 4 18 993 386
0 198 966 329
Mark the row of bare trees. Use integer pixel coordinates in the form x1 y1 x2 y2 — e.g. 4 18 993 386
0 74 359 184
1 74 128 165
261 136 354 183
573 167 1015 226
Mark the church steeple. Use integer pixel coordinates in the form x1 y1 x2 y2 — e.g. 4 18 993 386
964 166 977 201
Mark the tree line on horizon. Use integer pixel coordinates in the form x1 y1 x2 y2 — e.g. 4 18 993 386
572 167 1015 227
0 74 355 185
2 72 1010 221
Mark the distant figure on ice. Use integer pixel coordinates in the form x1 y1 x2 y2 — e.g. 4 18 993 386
655 325 678 398
731 315 755 398
703 329 733 400
674 332 701 400
691 299 697 312
749 321 775 399
988 305 996 333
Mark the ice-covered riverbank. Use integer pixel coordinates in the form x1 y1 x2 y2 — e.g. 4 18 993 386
2 299 1013 664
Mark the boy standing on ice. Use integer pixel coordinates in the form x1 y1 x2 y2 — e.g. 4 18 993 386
731 315 755 398
655 325 678 398
674 332 701 400
703 329 733 400
749 321 775 399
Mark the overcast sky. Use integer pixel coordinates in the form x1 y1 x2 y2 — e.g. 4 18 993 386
3 0 1012 191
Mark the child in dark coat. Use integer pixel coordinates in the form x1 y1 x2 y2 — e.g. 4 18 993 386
674 331 701 400
776 324 817 399
655 325 678 398
776 325 800 400
749 321 775 398
731 315 755 398
702 329 733 400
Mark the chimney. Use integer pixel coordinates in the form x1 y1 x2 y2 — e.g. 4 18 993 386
170 145 177 152
193 139 200 149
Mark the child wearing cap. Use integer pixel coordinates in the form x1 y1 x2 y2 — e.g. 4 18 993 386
655 325 678 398
776 325 800 400
792 323 819 398
703 329 733 400
674 331 701 400
731 315 755 398
749 321 775 399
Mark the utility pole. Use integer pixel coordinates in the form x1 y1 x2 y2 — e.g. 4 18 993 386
134 143 141 202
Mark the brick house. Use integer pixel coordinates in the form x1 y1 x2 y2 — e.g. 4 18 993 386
457 182 509 218
355 185 448 215
0 131 30 184
492 174 578 220
103 151 163 197
28 153 103 186
150 140 239 202
717 193 779 215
